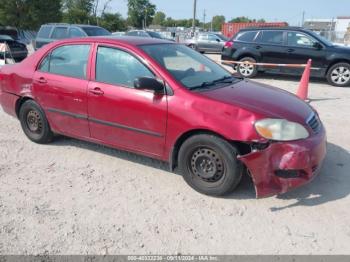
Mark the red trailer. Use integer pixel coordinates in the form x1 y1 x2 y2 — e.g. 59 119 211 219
222 22 288 38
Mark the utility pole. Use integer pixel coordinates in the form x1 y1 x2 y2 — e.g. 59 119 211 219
301 11 305 27
203 9 206 30
192 0 197 36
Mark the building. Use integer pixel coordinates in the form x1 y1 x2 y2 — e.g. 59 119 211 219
304 16 350 43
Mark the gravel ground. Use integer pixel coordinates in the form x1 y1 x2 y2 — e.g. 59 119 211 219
0 54 350 255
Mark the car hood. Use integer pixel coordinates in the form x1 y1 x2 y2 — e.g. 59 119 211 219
200 80 313 124
330 44 350 52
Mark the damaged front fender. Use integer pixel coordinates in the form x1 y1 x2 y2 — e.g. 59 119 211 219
239 129 327 198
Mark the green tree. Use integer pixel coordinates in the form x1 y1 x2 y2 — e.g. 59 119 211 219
63 0 94 24
127 0 156 28
212 15 225 31
0 0 62 30
99 12 126 32
229 16 266 23
152 11 165 26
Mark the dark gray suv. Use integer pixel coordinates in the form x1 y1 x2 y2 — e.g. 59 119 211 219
34 23 111 50
222 27 350 87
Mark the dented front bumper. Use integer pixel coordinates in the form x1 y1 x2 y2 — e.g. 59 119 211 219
239 127 327 198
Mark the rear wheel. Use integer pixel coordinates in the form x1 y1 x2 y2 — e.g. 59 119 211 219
327 63 350 87
19 100 53 144
178 134 243 196
236 57 258 78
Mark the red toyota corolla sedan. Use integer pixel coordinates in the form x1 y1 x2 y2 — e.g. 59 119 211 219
0 37 327 198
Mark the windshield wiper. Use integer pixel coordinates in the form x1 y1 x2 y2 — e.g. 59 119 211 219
188 76 236 90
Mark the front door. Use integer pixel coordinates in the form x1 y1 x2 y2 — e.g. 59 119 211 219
33 44 91 138
87 45 168 157
283 31 328 76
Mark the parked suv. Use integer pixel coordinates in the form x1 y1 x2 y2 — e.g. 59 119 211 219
186 32 228 53
222 27 350 87
34 23 111 49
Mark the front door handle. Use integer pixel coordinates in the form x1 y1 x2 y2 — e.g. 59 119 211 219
256 45 262 49
287 48 295 53
89 87 104 96
36 77 47 84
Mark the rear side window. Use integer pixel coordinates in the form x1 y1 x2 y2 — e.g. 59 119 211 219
37 26 52 38
95 46 154 87
51 27 68 39
39 44 90 79
260 31 284 45
81 27 110 36
235 31 258 42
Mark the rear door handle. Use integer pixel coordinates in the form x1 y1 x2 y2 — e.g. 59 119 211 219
287 48 295 53
36 77 47 84
256 45 262 49
89 87 104 96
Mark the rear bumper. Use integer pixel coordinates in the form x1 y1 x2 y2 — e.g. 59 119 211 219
239 127 327 198
0 90 19 118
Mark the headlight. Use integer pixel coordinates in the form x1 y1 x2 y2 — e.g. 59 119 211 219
254 119 309 141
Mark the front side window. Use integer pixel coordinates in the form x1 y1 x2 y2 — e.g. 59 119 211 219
141 44 234 90
69 28 85 38
260 31 284 45
39 45 90 79
95 46 154 87
51 27 68 39
208 34 219 41
81 27 110 36
287 32 317 47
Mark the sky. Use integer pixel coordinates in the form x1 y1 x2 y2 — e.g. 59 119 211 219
109 0 350 26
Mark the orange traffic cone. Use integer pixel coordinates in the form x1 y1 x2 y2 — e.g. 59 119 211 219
297 59 312 100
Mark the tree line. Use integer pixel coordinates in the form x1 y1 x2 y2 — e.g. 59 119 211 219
0 0 266 32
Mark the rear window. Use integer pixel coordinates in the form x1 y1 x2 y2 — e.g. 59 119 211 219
260 31 284 45
81 27 110 36
51 27 68 39
235 31 258 42
37 26 52 38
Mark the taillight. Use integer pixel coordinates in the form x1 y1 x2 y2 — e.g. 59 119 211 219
224 41 233 48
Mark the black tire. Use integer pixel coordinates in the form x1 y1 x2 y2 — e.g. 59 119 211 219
236 57 258 78
19 100 53 144
178 134 243 196
327 63 350 87
189 44 198 51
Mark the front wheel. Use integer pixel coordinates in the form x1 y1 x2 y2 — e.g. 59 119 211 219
327 63 350 87
236 57 258 78
19 100 53 144
178 134 243 196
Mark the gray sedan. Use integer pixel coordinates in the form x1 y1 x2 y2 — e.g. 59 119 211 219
186 33 228 53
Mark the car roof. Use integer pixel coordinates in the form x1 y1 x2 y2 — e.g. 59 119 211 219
53 36 174 46
41 23 103 28
239 26 308 32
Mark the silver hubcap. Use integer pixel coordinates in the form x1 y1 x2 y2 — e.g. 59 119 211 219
331 66 350 84
239 62 255 76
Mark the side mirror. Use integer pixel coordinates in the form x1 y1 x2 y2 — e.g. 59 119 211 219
313 42 323 49
216 39 221 42
134 77 164 93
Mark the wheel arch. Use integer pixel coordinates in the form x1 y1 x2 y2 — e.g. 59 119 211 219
326 59 350 75
15 96 34 118
169 129 251 171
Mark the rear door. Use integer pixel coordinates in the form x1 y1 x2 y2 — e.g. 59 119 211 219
256 30 288 64
33 43 92 138
87 44 168 157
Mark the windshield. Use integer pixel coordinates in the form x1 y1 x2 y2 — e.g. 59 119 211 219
140 44 236 90
147 31 163 39
0 35 14 40
82 27 111 36
307 30 334 46
215 34 229 41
